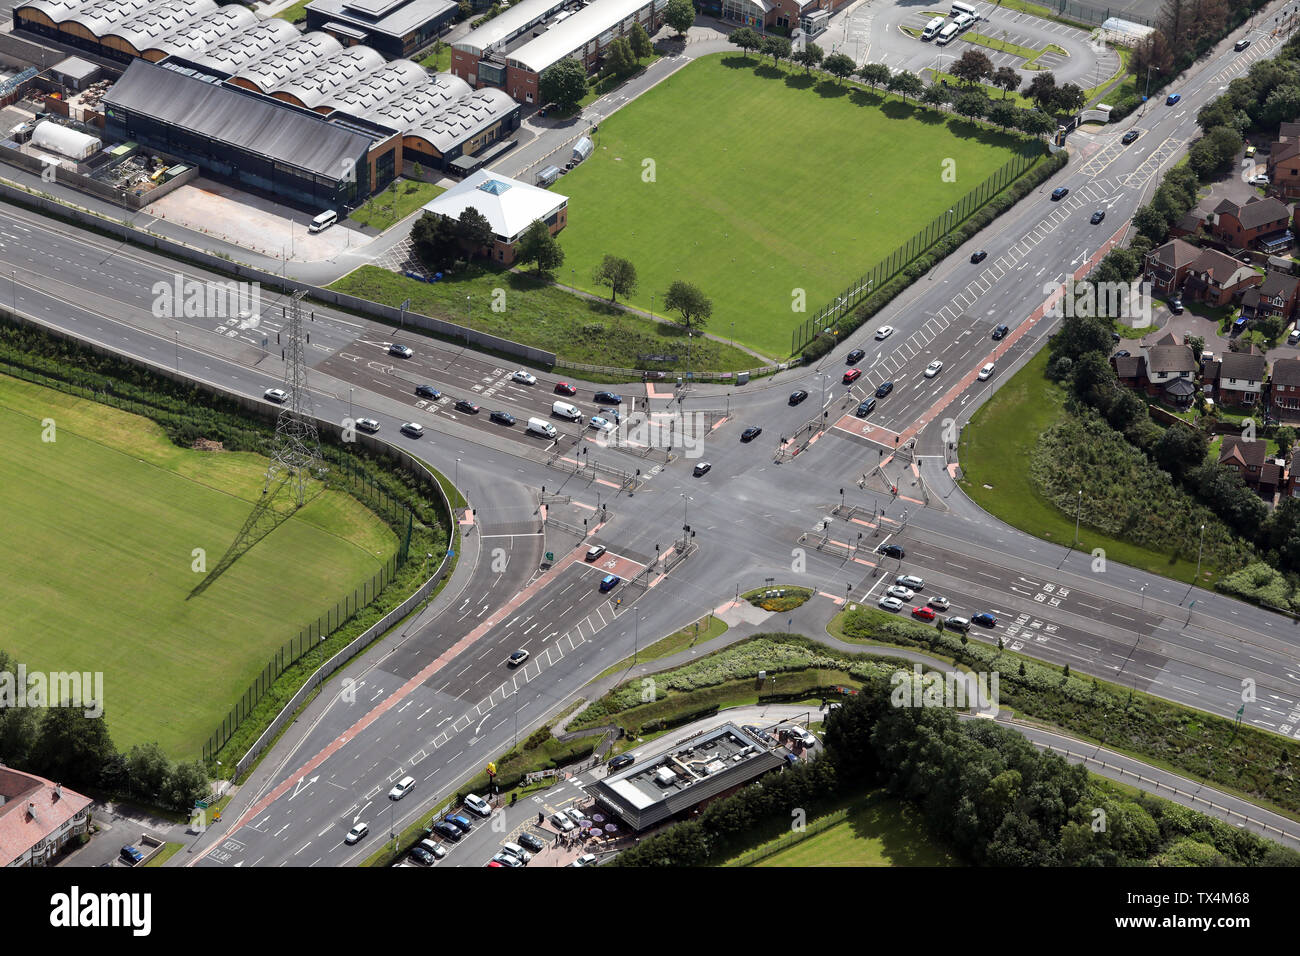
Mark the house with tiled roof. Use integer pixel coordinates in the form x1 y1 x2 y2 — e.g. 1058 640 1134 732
1170 211 1205 239
0 767 92 867
1211 196 1293 251
1270 357 1300 423
1183 247 1263 306
1213 349 1267 406
1136 331 1198 406
1240 270 1300 322
1219 435 1268 487
1268 126 1300 199
1144 238 1203 295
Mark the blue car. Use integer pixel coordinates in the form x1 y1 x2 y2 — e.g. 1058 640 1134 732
972 612 997 628
446 814 474 834
120 845 143 864
600 574 620 592
1165 93 1180 106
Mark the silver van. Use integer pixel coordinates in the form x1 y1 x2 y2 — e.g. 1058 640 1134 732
309 209 337 233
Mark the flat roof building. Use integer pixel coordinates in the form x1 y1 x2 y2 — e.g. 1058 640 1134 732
305 0 456 59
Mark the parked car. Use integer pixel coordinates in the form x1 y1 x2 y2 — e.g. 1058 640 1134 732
264 387 289 403
970 250 988 264
550 812 576 832
1169 297 1184 314
928 596 950 611
877 543 904 558
512 370 537 385
415 384 441 399
563 807 588 827
1165 93 1181 105
491 852 523 867
454 399 480 414
1114 349 1130 358
875 381 894 398
740 426 763 442
924 360 944 378
388 344 413 358
490 410 516 426
570 853 598 867
500 842 532 864
1121 130 1140 145
419 839 446 859
432 821 462 842
409 846 434 866
912 606 936 621
874 325 895 340
354 417 380 433
878 596 904 612
855 398 876 417
446 814 474 834
693 462 712 477
887 585 915 601
972 612 997 628
508 649 529 667
1251 174 1270 186
992 324 1009 340
517 832 545 854
608 753 635 771
345 822 369 845
400 422 424 438
554 382 578 396
789 389 809 405
389 776 416 800
843 368 862 385
789 725 817 748
1244 144 1257 157
1090 210 1105 224
120 845 143 865
463 793 492 817
1050 187 1069 200
846 348 866 364
593 391 623 405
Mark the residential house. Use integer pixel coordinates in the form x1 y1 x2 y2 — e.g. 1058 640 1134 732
1268 123 1300 199
1182 247 1263 306
1138 330 1199 406
1270 357 1300 423
1219 435 1267 487
1213 349 1267 406
1144 238 1204 295
1169 211 1205 239
1210 195 1294 251
1240 270 1300 323
1111 353 1142 387
1289 446 1300 497
0 767 92 867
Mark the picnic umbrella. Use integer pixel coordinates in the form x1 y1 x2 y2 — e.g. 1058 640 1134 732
604 824 618 833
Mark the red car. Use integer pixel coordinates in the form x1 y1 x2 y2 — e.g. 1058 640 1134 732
554 382 578 396
843 368 862 385
911 606 936 621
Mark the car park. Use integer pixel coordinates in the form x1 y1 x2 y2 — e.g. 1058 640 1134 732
972 612 997 627
586 545 606 561
400 422 424 438
1090 210 1105 224
977 362 995 381
843 368 862 385
1236 38 1251 51
992 324 1009 340
896 574 923 590
928 596 950 611
345 822 369 844
409 846 434 866
599 574 620 592
693 462 712 477
518 832 545 854
877 543 904 558
264 387 289 403
876 381 894 398
508 649 529 667
389 776 416 800
354 417 380 433
855 398 876 417
463 793 492 817
446 814 474 834
388 344 413 358
1050 187 1069 200
120 845 143 865
554 382 578 396
846 348 865 364
970 250 987 264
454 399 480 414
924 360 943 378
874 325 894 340
945 616 971 633
912 606 935 621
589 415 616 433
490 410 515 426
789 389 809 405
1121 130 1140 145
887 585 914 601
740 426 762 442
608 753 635 771
550 812 576 832
1165 93 1180 105
415 384 440 399
512 370 537 385
878 596 904 612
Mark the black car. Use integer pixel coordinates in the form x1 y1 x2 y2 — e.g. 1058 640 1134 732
1169 297 1184 314
1051 187 1069 200
1235 38 1251 51
970 250 988 264
415 384 441 400
693 462 712 477
992 325 1009 340
454 399 480 414
1090 210 1105 224
1111 331 1121 342
740 426 762 442
1121 130 1140 145
875 381 894 399
517 831 545 854
431 821 462 842
490 410 515 426
594 391 623 405
608 754 635 771
409 846 434 866
789 389 808 405
877 544 905 559
1115 349 1130 358
846 348 866 365
855 398 876 417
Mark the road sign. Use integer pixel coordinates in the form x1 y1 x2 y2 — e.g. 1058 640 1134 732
545 551 555 562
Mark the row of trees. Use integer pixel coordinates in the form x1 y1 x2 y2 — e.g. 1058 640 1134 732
0 651 208 812
590 253 713 330
411 211 565 275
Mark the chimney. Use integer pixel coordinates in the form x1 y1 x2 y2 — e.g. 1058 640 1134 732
54 783 62 801
27 802 37 821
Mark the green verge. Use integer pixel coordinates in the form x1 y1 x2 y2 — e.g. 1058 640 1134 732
594 614 729 681
349 180 445 232
144 843 184 867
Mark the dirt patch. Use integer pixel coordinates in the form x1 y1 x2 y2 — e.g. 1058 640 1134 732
192 439 224 452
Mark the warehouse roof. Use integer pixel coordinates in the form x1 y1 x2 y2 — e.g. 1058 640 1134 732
15 0 93 25
183 17 300 75
63 0 157 35
453 0 566 56
307 0 456 38
367 72 470 126
507 0 654 74
232 31 343 93
409 86 515 154
106 0 215 53
320 58 427 115
104 59 372 179
422 166 564 240
148 5 257 60
277 45 387 110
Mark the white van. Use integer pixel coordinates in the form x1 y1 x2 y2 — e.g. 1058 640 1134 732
309 209 337 233
921 16 946 40
936 22 960 45
527 417 558 439
552 401 582 422
952 12 975 31
951 0 978 19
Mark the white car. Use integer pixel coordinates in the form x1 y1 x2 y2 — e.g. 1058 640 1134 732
550 812 576 832
355 417 380 433
512 370 537 385
345 822 368 844
887 585 915 601
588 415 616 433
874 325 895 340
928 596 951 611
500 842 532 864
1251 174 1270 186
400 422 424 438
977 362 995 381
924 360 944 378
568 853 598 867
896 575 924 591
388 343 413 358
789 725 817 747
491 852 523 867
418 838 446 859
564 806 587 827
264 387 289 403
878 596 904 612
388 776 416 800
463 793 492 818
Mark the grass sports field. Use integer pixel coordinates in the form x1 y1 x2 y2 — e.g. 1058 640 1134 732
0 375 396 758
556 53 1031 358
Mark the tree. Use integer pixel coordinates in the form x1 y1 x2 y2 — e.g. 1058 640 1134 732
629 22 653 61
592 254 637 303
992 65 1021 99
516 219 564 274
888 69 924 102
30 704 118 792
663 280 712 331
665 0 694 38
921 84 948 112
1051 82 1086 116
762 35 791 68
412 161 425 182
1051 313 1114 364
729 27 764 60
1185 334 1205 362
412 212 464 271
1275 426 1297 461
604 36 635 76
952 49 994 87
987 100 1017 130
164 760 210 813
793 42 823 74
1026 72 1057 112
1014 108 1055 137
1133 205 1169 245
1153 424 1207 481
539 57 587 110
457 207 493 257
857 62 891 91
954 91 989 122
1071 350 1115 406
823 53 856 84
126 742 172 800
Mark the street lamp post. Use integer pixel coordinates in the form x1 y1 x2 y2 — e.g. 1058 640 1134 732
455 457 461 490
174 330 179 371
348 387 354 421
1074 490 1082 548
1194 523 1206 583
633 607 640 663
